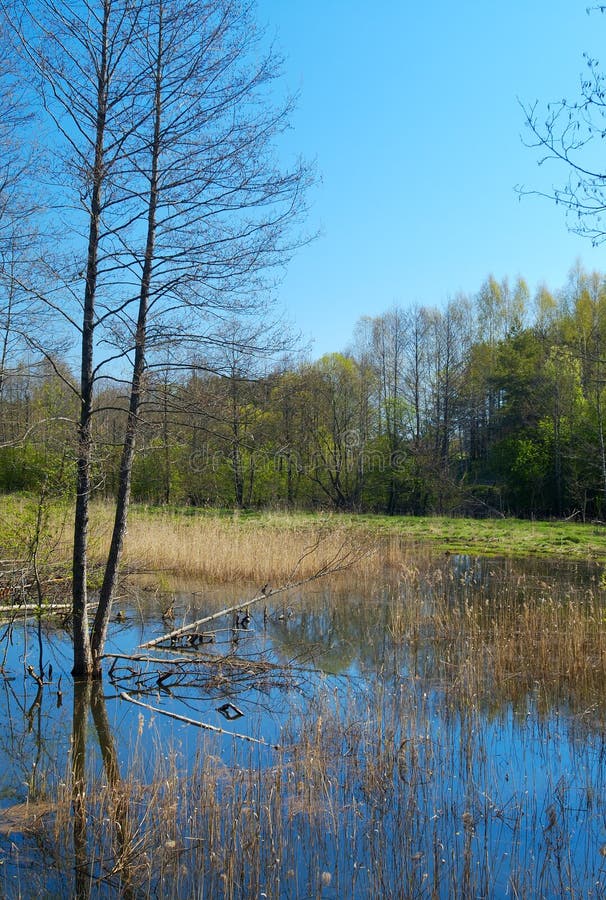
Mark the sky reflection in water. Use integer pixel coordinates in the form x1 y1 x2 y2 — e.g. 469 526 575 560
1 554 606 897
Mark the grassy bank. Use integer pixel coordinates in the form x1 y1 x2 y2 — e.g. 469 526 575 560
2 495 606 588
351 511 606 560
124 506 606 571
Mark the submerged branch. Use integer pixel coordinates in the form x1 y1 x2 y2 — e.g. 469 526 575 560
120 691 280 749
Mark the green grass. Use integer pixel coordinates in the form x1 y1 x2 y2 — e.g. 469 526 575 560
354 512 606 560
129 505 606 563
2 492 606 569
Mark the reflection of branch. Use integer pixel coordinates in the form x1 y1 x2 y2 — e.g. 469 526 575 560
120 691 280 749
107 649 298 704
25 682 42 737
106 652 190 665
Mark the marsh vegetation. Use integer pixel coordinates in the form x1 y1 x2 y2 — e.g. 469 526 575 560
1 537 606 898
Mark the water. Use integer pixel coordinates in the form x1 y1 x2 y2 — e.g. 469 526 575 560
1 553 606 897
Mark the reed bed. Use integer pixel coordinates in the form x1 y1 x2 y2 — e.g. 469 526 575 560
3 546 606 896
2 500 400 595
374 558 606 713
3 494 606 590
9 670 606 899
92 505 400 584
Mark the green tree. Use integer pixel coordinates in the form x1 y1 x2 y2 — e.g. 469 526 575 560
300 354 374 510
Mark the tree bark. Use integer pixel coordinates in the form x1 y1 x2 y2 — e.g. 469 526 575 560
72 1 111 677
90 6 162 676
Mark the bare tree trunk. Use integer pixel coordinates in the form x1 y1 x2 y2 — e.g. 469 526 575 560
596 390 606 513
9 0 312 678
72 1 111 677
162 371 171 504
90 9 162 675
0 244 15 444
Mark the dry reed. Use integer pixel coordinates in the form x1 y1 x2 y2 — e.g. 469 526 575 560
88 506 394 584
5 556 606 897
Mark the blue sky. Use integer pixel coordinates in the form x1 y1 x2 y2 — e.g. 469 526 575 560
257 1 606 357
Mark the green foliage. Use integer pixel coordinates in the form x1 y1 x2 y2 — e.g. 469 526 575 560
0 445 46 492
0 444 74 495
8 265 606 519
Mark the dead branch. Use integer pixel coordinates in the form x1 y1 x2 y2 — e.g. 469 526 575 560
120 691 280 749
0 602 96 618
138 533 374 651
138 585 278 649
104 652 191 665
0 603 73 613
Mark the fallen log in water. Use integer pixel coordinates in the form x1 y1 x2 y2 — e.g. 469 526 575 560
140 537 369 651
0 602 97 618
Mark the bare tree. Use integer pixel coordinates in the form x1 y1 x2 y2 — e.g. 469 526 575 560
356 308 409 514
13 0 150 676
521 9 606 245
7 0 312 677
521 11 606 514
299 353 373 510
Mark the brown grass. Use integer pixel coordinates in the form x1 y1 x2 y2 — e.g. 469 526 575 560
0 800 55 837
87 505 397 584
465 595 606 706
8 556 606 897
378 561 606 710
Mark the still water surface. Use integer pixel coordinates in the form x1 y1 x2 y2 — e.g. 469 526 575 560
1 553 606 897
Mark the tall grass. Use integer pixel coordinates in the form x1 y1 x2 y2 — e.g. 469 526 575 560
14 675 606 898
4 555 606 896
3 495 606 592
1 499 397 589
90 505 396 584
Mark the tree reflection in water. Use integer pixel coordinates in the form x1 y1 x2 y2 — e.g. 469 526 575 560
72 679 138 899
1 556 606 896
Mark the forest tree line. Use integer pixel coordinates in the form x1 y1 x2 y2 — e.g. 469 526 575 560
2 265 606 519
